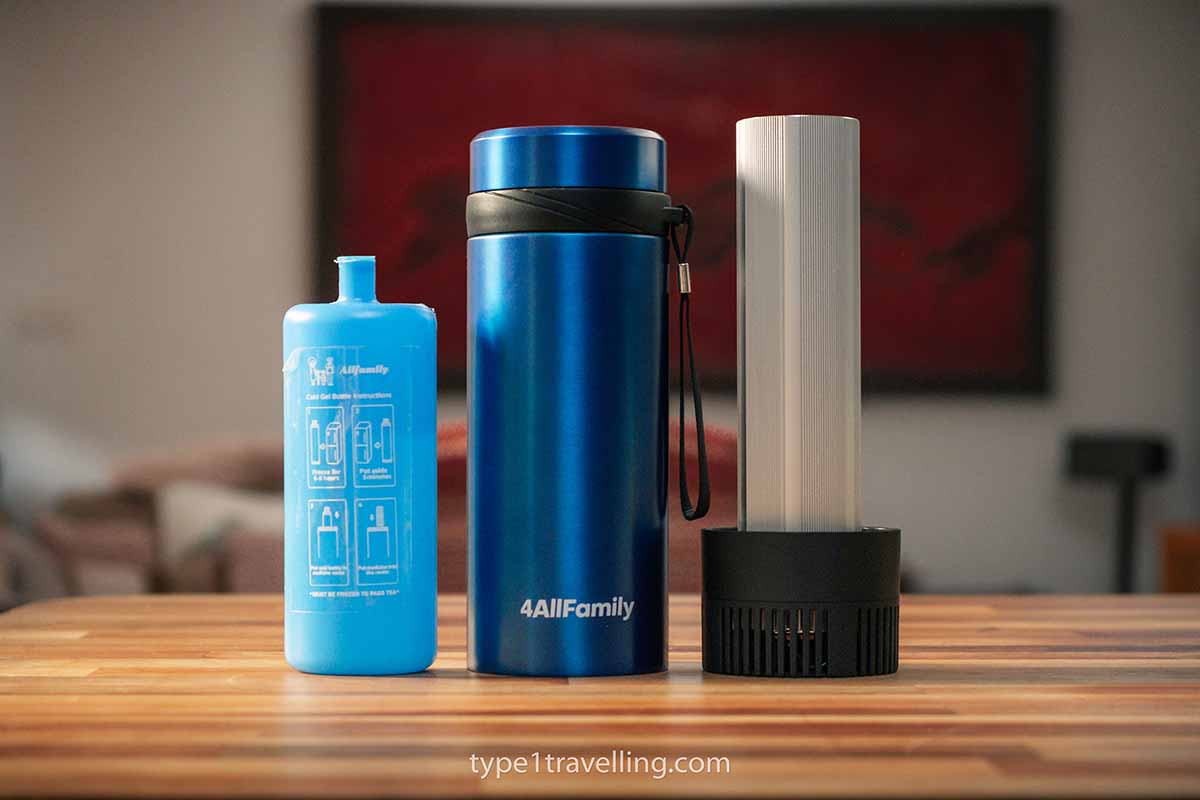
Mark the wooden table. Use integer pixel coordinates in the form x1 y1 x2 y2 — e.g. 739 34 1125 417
2 595 1199 798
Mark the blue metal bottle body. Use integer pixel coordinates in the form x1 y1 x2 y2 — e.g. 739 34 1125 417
468 126 670 676
468 232 668 676
283 256 437 675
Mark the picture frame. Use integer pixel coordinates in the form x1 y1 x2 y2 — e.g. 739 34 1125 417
316 4 1054 393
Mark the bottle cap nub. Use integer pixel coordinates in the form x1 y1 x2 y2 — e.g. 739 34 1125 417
336 255 376 302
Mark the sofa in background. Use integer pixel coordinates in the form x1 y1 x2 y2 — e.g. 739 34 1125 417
32 422 737 596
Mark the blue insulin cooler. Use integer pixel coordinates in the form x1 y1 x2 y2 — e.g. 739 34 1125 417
282 256 437 675
466 126 682 676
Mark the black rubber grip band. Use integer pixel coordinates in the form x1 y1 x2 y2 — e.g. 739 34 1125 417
466 187 674 237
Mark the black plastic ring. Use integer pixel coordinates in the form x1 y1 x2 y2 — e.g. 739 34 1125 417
466 187 674 237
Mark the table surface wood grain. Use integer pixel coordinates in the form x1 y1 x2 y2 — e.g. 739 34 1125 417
1 594 1199 798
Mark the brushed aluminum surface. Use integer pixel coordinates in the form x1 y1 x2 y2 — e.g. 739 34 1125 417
736 115 862 532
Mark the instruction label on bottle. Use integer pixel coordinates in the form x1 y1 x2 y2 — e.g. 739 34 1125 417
284 343 417 610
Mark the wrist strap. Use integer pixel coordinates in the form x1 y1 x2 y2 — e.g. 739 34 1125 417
668 204 710 521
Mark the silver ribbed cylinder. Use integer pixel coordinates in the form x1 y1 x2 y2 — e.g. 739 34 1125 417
736 115 861 532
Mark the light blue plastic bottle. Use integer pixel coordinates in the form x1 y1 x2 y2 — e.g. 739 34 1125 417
283 256 437 674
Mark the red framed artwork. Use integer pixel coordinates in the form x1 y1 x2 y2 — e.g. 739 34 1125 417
317 5 1054 393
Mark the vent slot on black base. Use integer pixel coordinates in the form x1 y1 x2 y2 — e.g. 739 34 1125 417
706 602 899 678
857 605 900 676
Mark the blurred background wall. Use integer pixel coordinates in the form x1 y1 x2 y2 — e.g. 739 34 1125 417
2 0 1198 593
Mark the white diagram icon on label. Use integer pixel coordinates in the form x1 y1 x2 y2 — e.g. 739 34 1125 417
351 404 397 488
355 497 401 585
308 499 348 586
306 406 346 488
307 355 336 387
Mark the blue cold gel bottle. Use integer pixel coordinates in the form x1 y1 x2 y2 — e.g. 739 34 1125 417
283 256 437 674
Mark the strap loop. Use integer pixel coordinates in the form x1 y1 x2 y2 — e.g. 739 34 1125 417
668 205 710 522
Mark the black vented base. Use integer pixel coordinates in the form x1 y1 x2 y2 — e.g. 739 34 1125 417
701 527 901 678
